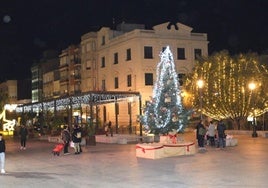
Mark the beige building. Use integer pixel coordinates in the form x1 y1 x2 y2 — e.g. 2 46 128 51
0 80 18 104
79 21 208 132
59 45 81 96
0 80 31 110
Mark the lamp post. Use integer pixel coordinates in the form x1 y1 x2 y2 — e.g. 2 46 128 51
197 79 204 120
249 82 258 137
128 97 133 134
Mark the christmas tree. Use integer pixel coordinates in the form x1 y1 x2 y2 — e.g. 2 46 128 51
141 46 189 135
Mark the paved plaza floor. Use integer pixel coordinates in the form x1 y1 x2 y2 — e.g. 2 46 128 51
0 132 268 188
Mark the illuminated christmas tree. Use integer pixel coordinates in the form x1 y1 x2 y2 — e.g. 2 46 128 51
141 46 189 134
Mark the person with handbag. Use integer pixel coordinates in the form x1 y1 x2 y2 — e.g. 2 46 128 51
61 125 71 155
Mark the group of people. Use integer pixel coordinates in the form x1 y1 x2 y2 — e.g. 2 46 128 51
196 120 226 150
61 124 82 155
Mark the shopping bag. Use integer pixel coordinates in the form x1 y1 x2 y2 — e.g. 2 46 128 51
70 141 75 148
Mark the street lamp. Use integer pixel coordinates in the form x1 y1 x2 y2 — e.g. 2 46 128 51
197 79 204 120
128 97 133 134
248 82 258 137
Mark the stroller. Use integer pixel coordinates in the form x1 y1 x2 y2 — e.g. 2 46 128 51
52 143 64 156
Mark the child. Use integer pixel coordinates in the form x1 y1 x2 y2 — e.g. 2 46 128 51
0 133 6 174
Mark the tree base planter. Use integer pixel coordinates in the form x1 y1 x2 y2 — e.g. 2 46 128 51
136 143 165 159
163 142 195 156
136 141 195 159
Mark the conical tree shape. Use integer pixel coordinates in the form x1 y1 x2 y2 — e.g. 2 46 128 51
141 46 189 134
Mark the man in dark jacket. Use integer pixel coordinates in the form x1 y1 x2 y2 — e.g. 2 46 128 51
217 120 226 148
19 125 28 150
0 133 6 174
72 124 82 154
196 120 206 149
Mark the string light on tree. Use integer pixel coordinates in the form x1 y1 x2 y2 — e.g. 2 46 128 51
185 51 268 129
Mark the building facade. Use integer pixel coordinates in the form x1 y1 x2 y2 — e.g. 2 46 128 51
28 22 208 133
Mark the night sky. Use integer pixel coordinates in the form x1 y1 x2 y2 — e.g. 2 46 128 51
1 0 268 81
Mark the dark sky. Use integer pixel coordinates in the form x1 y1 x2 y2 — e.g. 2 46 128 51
1 0 268 81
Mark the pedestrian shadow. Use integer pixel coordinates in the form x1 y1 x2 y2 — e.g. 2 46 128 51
2 171 70 179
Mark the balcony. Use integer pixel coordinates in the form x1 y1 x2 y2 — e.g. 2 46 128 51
74 75 81 80
73 58 81 65
59 63 68 69
60 76 69 83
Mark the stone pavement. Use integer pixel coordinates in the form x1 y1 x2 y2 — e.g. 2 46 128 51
0 133 268 188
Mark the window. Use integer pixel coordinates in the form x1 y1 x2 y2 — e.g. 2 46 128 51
114 52 118 64
101 80 106 91
101 56 105 68
127 74 132 87
91 41 96 50
178 73 185 86
86 43 91 52
145 73 153 86
126 48 131 61
86 60 91 70
103 106 107 122
194 49 202 60
177 48 185 60
101 36 105 45
114 77 119 89
144 46 153 59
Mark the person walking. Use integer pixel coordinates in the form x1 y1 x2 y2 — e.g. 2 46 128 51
0 133 6 174
217 120 226 149
104 121 109 136
72 124 82 154
19 125 28 150
208 121 216 146
108 121 113 137
61 125 71 155
196 120 206 150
